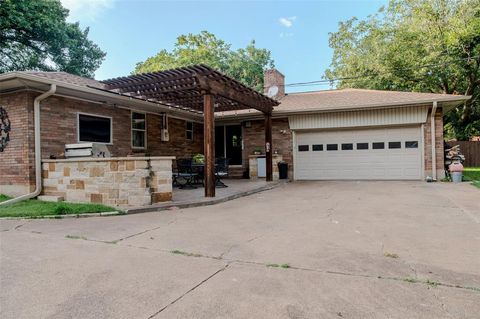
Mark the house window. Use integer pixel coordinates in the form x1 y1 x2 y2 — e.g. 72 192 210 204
186 121 193 140
312 144 323 151
357 143 369 150
388 141 401 149
298 145 309 152
372 142 385 149
341 143 353 150
405 141 419 148
131 112 146 149
78 113 112 143
327 144 338 151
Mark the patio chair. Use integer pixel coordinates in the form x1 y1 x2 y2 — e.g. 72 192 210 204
215 157 230 188
175 158 198 189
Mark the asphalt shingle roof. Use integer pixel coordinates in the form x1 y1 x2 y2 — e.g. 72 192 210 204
20 71 105 89
273 88 468 112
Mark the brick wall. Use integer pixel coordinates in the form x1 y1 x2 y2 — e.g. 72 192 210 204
424 107 445 178
37 93 203 160
0 90 203 196
0 91 34 196
146 115 203 158
242 118 293 177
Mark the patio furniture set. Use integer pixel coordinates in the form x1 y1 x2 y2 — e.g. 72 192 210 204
173 157 230 189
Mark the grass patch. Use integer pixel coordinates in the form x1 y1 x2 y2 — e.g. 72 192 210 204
170 250 203 257
65 234 87 240
0 194 11 202
403 277 419 283
0 195 119 218
266 263 290 269
384 252 399 259
463 167 480 188
425 279 440 287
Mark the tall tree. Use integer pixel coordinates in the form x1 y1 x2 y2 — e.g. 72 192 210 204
134 31 274 92
0 0 106 78
325 0 480 140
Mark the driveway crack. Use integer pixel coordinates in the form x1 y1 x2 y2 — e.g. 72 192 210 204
147 263 230 318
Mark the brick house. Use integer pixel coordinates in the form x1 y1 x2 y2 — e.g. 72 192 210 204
0 68 469 201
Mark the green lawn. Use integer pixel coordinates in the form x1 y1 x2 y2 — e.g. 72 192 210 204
0 195 119 218
463 167 480 189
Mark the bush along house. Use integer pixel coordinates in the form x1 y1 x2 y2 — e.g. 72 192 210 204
0 66 470 206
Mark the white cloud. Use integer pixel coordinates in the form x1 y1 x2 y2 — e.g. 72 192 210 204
279 32 294 38
61 0 115 22
279 16 296 28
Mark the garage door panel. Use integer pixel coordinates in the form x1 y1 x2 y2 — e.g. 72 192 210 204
295 126 422 180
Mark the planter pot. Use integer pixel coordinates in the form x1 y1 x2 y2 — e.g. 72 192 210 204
451 172 463 183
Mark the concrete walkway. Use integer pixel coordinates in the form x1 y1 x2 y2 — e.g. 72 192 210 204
1 181 479 318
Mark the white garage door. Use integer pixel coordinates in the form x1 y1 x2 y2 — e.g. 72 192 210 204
294 126 422 180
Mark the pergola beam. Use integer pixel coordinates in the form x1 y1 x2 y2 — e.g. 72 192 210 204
101 65 280 198
197 77 274 114
203 93 216 197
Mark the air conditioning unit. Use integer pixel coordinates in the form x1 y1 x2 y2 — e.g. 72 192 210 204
160 114 169 141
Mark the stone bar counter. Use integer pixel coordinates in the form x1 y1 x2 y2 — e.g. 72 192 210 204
41 157 174 206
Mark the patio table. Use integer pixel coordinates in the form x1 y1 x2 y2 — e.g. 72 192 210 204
191 162 228 188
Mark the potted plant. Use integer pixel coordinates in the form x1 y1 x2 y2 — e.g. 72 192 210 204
253 147 262 155
192 153 205 164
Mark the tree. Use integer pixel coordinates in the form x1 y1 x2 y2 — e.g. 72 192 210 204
325 0 480 140
0 0 106 78
134 31 274 92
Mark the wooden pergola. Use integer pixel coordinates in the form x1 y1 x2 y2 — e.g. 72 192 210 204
102 65 279 197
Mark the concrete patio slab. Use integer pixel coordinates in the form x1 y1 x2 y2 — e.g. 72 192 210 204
0 230 226 319
1 181 479 318
127 179 282 214
155 262 480 319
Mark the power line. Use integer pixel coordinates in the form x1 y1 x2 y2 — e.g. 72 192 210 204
280 55 480 88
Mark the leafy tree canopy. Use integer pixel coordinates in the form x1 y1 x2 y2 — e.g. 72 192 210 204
0 0 106 78
326 0 480 140
134 31 274 92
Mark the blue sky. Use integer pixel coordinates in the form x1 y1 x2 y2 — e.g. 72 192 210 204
62 0 387 92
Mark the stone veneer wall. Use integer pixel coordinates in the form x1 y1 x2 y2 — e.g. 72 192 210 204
41 157 174 206
248 154 283 180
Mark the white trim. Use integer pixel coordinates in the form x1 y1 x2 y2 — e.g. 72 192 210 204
77 112 113 145
421 123 425 180
292 130 297 181
131 111 147 150
185 121 194 141
223 126 227 158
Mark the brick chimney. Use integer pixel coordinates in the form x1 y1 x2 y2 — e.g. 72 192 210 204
264 68 285 99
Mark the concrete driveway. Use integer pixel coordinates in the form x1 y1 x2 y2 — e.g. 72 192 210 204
1 181 479 319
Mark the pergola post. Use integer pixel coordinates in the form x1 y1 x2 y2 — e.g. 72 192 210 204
265 112 273 182
204 93 216 197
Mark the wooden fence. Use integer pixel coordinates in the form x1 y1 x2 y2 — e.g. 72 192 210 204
446 141 480 167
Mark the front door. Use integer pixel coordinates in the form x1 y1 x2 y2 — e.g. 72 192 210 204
215 125 243 165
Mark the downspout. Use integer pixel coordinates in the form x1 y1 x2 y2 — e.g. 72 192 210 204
431 101 438 181
1 84 56 205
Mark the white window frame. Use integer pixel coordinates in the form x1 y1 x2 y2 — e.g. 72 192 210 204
131 111 147 149
77 112 113 144
186 121 193 141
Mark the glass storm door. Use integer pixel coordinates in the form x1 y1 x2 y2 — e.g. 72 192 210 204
215 125 243 165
